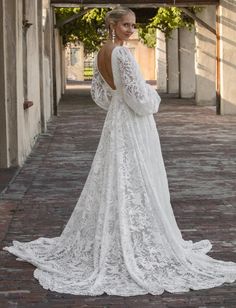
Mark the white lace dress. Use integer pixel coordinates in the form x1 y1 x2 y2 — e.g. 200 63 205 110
3 46 236 296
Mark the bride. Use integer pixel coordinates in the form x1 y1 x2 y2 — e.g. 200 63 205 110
3 6 236 296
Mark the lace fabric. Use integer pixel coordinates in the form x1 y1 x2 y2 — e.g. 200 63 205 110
3 46 236 296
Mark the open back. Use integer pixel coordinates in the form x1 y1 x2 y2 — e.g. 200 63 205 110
97 45 117 90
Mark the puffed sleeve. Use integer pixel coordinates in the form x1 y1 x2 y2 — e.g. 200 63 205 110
113 47 161 116
90 58 113 111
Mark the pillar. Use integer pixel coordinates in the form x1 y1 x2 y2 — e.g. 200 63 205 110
219 1 236 114
43 1 54 121
0 0 9 167
38 0 47 132
179 27 196 98
156 29 167 93
195 6 216 106
55 28 62 104
5 0 19 166
166 29 179 95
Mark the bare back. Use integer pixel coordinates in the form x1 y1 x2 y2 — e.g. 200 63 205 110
97 43 118 90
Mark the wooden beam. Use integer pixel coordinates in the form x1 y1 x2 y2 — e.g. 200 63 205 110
56 8 91 27
181 7 216 35
56 8 158 25
51 0 219 8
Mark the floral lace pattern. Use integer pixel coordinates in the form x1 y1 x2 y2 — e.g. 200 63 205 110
3 46 236 296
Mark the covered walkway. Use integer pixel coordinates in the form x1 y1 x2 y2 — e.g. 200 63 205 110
0 86 236 307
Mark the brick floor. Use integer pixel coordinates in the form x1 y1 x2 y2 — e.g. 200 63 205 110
0 168 18 194
0 85 236 307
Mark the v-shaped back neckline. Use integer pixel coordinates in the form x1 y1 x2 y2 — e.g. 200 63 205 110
95 45 124 92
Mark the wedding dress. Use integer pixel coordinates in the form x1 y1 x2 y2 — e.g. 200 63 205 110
3 46 236 296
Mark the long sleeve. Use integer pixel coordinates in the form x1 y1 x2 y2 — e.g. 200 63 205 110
114 47 161 116
90 60 113 111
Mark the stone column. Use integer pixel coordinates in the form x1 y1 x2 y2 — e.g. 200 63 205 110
0 0 9 167
55 28 62 104
16 0 24 166
61 40 66 95
43 1 54 120
156 29 167 93
38 0 47 132
195 6 216 106
219 1 236 114
5 0 19 166
166 29 179 95
179 27 196 98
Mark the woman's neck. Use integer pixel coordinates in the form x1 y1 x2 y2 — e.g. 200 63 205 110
107 38 124 46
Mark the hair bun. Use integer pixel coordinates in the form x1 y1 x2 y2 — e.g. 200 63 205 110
105 6 135 30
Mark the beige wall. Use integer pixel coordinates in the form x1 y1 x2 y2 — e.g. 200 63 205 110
66 43 85 81
0 0 55 168
19 0 42 165
127 30 156 81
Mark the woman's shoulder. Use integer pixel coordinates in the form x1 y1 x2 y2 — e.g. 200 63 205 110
111 46 134 65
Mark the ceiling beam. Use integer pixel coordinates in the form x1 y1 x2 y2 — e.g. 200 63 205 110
51 0 219 8
56 8 91 27
181 7 216 35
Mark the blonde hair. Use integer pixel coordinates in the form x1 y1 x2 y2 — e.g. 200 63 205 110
105 6 135 30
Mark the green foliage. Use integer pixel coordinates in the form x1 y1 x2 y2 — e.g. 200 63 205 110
138 6 205 48
55 8 108 54
138 27 157 48
55 6 205 52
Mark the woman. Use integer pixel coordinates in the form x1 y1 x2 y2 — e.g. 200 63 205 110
3 6 236 296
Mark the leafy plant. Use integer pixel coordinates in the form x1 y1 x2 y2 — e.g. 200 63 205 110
138 6 205 48
55 8 109 54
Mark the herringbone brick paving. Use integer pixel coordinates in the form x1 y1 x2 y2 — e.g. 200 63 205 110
0 85 236 307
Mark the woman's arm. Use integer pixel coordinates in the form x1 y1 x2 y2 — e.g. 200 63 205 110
114 47 161 116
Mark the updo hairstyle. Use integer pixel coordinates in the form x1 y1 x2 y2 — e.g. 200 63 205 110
105 6 135 30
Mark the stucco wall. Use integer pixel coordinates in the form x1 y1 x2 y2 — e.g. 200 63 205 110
0 0 54 167
18 0 42 165
66 44 85 81
127 31 156 81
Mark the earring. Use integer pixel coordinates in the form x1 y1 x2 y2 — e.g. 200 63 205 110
112 29 116 44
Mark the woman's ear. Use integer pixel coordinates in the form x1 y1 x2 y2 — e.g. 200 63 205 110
109 22 115 31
